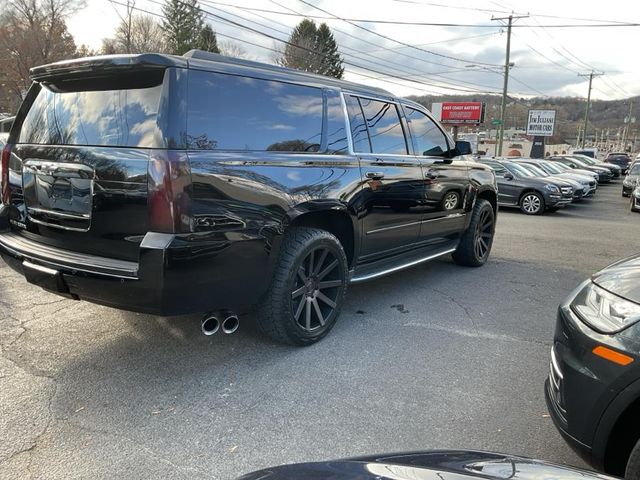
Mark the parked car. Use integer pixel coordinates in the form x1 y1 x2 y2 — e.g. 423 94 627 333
572 154 622 178
623 163 640 197
513 160 585 201
479 159 572 214
631 184 640 212
519 158 597 197
548 156 613 183
0 51 499 346
546 159 601 185
573 148 598 159
239 450 618 480
546 253 640 478
605 152 633 174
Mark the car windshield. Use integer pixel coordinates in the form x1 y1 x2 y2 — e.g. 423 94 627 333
505 162 535 177
540 161 563 174
520 163 548 177
629 164 640 175
573 155 596 165
567 157 589 167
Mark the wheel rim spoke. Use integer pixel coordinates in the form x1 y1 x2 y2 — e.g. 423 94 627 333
317 259 338 280
291 286 306 298
314 249 328 275
294 296 306 320
312 298 325 326
305 299 312 331
318 279 342 289
316 290 336 308
297 266 308 283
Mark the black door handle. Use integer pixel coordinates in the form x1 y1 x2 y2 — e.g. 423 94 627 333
366 171 385 180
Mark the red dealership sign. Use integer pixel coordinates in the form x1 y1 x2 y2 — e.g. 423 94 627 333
431 102 485 125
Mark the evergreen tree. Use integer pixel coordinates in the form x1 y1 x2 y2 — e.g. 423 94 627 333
197 24 220 53
278 19 344 79
315 23 344 79
161 0 205 55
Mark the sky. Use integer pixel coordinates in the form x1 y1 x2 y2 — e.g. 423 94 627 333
66 0 640 101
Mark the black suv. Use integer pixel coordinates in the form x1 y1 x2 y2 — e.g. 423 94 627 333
0 51 498 345
605 152 632 174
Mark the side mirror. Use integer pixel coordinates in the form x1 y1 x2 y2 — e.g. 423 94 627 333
453 140 472 156
504 172 514 180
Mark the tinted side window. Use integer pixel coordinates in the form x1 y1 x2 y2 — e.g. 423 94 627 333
187 70 323 152
358 98 408 155
405 107 449 157
345 95 370 153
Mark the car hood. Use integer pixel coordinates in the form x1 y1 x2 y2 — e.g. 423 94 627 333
624 174 640 183
571 168 598 177
556 173 591 184
593 253 640 304
238 450 615 480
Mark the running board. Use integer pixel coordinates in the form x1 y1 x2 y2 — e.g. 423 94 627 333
350 247 456 284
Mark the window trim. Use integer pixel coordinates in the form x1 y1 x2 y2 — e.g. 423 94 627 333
346 94 410 157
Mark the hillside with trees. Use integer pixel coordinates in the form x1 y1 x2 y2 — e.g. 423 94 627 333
409 93 640 145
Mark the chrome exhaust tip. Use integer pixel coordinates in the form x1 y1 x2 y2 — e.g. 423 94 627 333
221 315 239 334
201 315 220 336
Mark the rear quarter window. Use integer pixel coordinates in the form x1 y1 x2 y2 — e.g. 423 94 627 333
186 70 325 152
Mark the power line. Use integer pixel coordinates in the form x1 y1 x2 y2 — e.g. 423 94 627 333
109 0 503 96
295 0 501 67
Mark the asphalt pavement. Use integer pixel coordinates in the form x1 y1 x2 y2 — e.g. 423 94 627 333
1 180 637 479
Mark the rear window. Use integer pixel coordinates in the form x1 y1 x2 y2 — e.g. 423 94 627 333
187 70 324 152
18 77 163 148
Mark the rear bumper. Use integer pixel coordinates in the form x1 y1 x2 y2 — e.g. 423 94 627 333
0 217 280 316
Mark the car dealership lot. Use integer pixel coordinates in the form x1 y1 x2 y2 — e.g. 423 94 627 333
0 184 637 480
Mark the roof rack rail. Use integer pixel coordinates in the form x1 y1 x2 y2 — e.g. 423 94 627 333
183 50 295 74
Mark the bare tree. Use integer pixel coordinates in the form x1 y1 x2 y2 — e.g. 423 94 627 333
219 40 247 59
113 14 166 53
0 0 83 109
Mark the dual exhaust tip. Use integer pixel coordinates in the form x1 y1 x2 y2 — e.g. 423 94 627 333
201 313 239 336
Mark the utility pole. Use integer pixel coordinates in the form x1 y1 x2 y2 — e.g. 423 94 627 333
622 99 634 152
578 71 604 148
492 14 528 157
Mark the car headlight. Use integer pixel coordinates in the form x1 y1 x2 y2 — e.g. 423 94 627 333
571 282 640 333
544 184 560 193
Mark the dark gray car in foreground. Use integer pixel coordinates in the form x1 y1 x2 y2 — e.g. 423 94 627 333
239 450 616 480
479 159 572 214
546 253 640 478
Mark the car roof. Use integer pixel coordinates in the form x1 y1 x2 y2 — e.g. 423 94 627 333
30 50 403 102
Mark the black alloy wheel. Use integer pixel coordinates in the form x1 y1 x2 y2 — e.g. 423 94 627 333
290 247 343 332
473 207 493 261
258 227 348 346
452 198 495 267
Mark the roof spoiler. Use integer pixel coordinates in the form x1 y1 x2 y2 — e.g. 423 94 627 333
30 53 188 81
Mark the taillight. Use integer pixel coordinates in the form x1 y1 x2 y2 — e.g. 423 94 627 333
1 143 11 205
147 150 193 233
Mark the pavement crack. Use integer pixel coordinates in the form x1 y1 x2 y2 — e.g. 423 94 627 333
431 287 480 335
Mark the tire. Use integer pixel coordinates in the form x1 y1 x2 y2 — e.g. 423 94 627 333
441 191 460 211
632 197 639 213
520 191 545 215
625 438 640 479
257 227 349 346
452 199 495 267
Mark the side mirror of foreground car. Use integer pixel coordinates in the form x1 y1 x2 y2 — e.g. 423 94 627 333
454 140 472 156
503 173 514 180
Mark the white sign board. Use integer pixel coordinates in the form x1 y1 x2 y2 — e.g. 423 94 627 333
526 109 556 137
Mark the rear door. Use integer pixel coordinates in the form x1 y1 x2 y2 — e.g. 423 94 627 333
345 94 423 261
7 67 176 261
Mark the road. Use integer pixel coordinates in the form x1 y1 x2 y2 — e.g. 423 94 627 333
1 181 637 479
